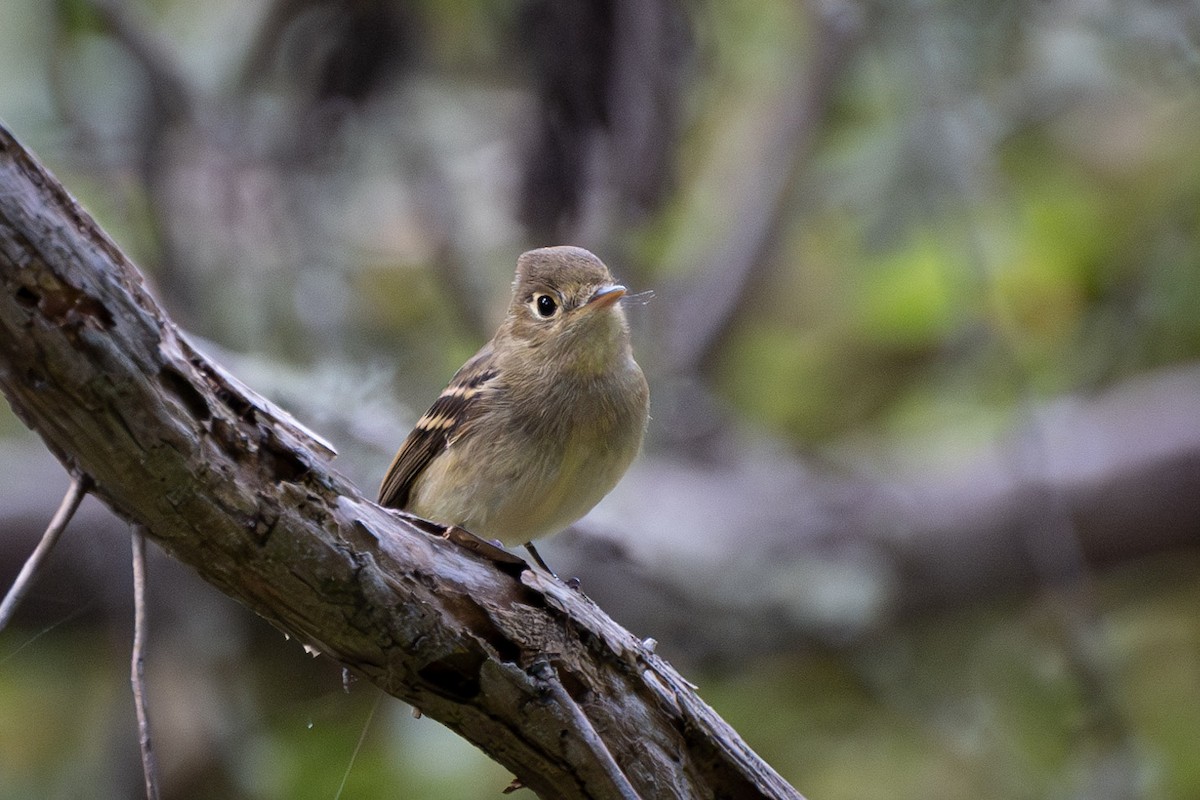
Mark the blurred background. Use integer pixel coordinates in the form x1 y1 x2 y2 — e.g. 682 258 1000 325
2 0 1200 797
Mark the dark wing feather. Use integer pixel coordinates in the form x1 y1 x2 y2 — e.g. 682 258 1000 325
377 344 499 509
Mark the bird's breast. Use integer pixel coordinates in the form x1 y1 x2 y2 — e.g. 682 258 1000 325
415 360 647 544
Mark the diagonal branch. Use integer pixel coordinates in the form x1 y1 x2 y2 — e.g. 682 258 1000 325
86 0 195 125
0 122 803 800
665 0 863 374
0 473 92 631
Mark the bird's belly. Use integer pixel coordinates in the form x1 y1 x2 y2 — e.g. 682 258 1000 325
408 426 635 546
482 447 620 543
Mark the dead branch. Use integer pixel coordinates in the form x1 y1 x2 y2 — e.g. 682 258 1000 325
0 473 92 630
0 123 802 799
130 526 161 800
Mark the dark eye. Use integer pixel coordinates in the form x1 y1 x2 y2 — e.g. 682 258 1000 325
534 293 558 318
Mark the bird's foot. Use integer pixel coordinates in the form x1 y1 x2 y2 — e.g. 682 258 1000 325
523 543 583 591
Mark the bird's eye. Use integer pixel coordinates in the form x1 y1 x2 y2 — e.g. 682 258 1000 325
533 293 559 318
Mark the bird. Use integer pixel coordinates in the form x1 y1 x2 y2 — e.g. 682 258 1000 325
378 245 649 574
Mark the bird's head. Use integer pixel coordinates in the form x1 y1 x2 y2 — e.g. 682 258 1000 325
501 246 632 372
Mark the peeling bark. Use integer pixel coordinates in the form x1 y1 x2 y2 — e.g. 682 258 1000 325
0 124 804 800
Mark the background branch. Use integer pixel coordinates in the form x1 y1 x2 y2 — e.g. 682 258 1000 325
663 0 863 375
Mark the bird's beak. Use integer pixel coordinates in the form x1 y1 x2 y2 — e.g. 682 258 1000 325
585 284 626 311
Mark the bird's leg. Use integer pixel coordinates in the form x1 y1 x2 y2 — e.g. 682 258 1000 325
523 543 583 591
523 542 556 576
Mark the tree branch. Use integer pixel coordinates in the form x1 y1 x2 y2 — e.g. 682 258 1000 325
661 1 862 374
130 525 161 800
0 123 802 799
0 473 91 630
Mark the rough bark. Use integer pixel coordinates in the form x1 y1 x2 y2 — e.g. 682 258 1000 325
0 123 803 799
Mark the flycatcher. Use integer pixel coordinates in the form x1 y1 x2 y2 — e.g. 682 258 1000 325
378 246 649 572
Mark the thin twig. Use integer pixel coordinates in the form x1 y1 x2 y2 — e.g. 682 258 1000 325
536 661 642 800
0 473 92 632
0 604 95 665
131 526 161 800
333 691 382 800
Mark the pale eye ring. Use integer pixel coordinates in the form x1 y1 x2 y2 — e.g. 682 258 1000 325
533 293 559 318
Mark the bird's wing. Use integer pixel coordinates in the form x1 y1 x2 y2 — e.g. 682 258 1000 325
377 344 500 509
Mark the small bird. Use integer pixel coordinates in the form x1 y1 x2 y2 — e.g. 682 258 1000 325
378 246 649 573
